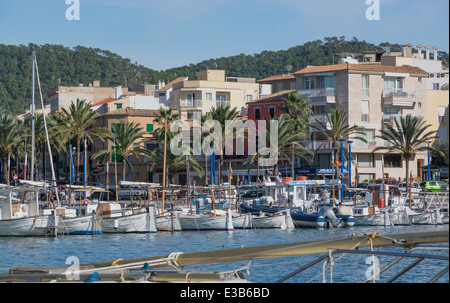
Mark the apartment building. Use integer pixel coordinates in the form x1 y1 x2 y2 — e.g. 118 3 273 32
168 70 260 121
49 80 124 113
248 62 430 183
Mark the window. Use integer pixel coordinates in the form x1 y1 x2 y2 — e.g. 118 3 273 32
357 153 374 167
246 95 253 102
383 77 403 97
269 107 275 118
206 93 212 101
438 106 446 123
146 124 154 132
187 112 201 120
384 154 402 168
317 77 336 89
383 105 401 122
361 100 369 122
216 94 227 107
361 75 369 96
304 77 315 90
254 108 261 120
116 103 122 110
433 83 440 90
355 129 375 148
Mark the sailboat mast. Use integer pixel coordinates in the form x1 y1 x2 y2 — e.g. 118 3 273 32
30 49 36 181
161 119 167 215
34 53 61 204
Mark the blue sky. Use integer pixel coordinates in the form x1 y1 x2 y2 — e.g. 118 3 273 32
0 0 448 70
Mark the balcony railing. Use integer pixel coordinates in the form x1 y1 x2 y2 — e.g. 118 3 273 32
180 99 202 107
382 88 425 99
382 114 402 123
301 140 333 150
216 101 230 108
309 114 331 125
298 88 336 98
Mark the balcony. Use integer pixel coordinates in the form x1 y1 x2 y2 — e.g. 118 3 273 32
382 89 425 106
297 88 336 104
180 99 202 108
301 140 333 151
216 101 230 108
309 114 332 130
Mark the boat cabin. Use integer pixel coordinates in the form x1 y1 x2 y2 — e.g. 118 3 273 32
0 187 41 220
364 184 402 207
259 180 330 209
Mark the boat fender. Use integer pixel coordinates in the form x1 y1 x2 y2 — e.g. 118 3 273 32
113 218 119 229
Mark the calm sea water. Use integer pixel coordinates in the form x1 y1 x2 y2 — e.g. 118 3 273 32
0 225 448 283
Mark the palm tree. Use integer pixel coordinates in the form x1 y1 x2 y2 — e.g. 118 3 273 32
245 114 313 176
373 115 442 186
282 92 312 178
209 105 240 185
51 99 109 183
310 108 367 178
0 111 21 184
153 108 203 185
92 120 156 181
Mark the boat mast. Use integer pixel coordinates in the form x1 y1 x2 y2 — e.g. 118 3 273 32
34 53 60 204
161 119 167 215
30 49 36 181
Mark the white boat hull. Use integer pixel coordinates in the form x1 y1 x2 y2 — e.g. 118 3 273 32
232 213 253 229
0 216 51 236
156 213 182 231
58 215 103 235
252 213 291 229
178 214 234 231
103 212 156 233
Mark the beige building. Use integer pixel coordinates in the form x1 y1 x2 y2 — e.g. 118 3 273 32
168 70 260 121
292 63 429 182
49 80 127 113
91 108 162 185
426 90 449 141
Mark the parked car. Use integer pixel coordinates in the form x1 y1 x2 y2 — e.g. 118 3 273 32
419 181 449 192
398 182 421 193
117 186 147 200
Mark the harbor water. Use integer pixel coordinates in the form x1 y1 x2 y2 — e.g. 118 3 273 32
0 225 448 283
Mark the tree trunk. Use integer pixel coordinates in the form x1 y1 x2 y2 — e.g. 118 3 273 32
405 157 410 190
291 144 295 179
122 159 126 182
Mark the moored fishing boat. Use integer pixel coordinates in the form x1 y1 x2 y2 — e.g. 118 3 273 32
0 186 54 236
155 211 182 231
252 210 295 229
178 209 234 231
98 202 157 233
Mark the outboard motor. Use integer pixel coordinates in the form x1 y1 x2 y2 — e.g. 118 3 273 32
319 206 343 228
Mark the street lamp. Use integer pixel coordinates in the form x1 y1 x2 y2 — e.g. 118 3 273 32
428 140 432 181
347 140 353 188
339 138 346 203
